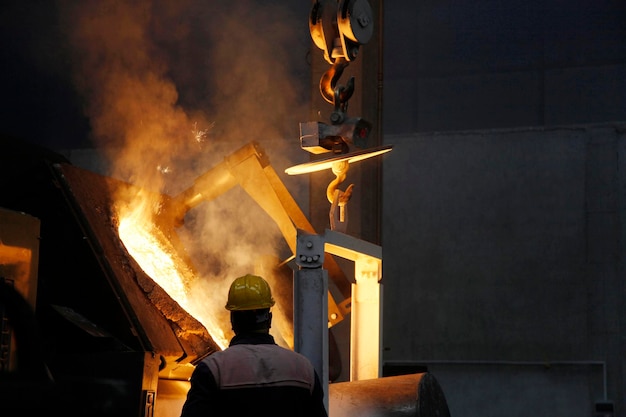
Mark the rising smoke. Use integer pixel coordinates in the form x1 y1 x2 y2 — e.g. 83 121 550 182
59 0 310 185
55 0 313 341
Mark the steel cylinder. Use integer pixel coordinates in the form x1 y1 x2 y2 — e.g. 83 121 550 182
328 372 451 417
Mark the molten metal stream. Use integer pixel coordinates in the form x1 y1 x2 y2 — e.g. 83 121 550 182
117 200 230 349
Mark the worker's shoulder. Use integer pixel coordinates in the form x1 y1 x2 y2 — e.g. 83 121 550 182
218 343 314 366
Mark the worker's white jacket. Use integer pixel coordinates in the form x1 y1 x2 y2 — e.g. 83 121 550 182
180 333 328 417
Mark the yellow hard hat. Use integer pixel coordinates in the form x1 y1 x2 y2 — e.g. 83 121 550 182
225 274 276 311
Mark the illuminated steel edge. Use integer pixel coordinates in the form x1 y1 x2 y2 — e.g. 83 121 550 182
285 145 393 175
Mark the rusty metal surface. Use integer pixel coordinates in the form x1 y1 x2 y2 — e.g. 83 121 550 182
53 162 220 375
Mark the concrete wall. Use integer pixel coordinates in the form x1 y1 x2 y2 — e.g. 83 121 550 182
380 2 626 414
381 124 625 416
382 2 626 134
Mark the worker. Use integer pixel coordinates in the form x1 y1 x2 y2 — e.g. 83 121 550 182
180 273 328 417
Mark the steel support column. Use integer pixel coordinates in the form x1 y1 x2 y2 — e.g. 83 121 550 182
294 230 329 412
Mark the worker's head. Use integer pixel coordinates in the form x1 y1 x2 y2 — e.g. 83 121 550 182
225 274 275 334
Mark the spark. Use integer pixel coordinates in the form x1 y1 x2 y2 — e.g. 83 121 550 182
192 121 214 144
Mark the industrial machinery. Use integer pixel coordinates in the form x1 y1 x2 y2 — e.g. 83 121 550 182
0 137 220 416
0 133 450 416
288 0 392 232
0 135 351 413
288 2 450 416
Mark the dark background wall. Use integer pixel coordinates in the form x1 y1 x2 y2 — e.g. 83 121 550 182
383 0 626 133
380 1 626 416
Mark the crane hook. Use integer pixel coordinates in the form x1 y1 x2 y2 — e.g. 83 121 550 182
326 160 353 205
319 59 355 106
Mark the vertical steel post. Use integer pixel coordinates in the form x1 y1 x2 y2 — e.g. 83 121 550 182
293 230 329 412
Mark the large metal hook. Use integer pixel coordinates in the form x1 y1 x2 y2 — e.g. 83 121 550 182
327 160 353 231
320 59 355 105
326 160 353 205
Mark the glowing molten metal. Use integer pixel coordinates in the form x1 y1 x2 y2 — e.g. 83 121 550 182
117 193 229 349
